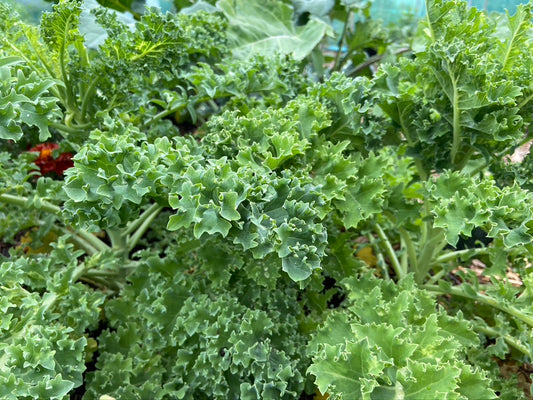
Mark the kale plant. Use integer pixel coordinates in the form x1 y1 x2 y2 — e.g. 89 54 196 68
0 0 532 399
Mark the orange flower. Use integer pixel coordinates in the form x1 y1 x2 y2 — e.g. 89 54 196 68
28 143 73 176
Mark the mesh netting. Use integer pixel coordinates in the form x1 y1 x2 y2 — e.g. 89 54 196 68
371 0 528 23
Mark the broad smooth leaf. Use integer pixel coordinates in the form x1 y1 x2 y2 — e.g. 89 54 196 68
217 0 330 60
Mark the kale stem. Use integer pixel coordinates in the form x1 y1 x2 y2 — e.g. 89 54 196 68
143 101 187 127
398 105 428 181
374 223 404 279
399 228 417 274
449 67 462 165
0 193 60 214
74 229 111 253
49 121 88 135
57 225 110 254
416 227 447 283
56 226 99 255
518 92 533 109
474 323 531 358
80 77 98 123
426 268 447 285
123 203 162 237
422 284 533 328
455 147 476 171
346 48 411 77
81 271 124 292
0 193 111 252
434 247 489 264
127 204 163 251
424 0 436 42
79 276 111 291
107 229 127 252
367 233 390 279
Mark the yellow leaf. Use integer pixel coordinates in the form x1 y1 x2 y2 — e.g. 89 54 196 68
314 390 330 400
356 246 377 266
17 229 57 254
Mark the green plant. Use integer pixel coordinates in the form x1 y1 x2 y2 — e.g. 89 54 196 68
1 0 532 399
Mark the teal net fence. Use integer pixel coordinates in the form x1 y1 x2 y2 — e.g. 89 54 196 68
371 0 528 23
1 0 530 24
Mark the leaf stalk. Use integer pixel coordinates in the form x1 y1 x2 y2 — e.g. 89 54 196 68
374 222 404 279
422 284 533 328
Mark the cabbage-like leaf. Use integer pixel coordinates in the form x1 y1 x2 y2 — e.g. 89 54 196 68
217 0 330 60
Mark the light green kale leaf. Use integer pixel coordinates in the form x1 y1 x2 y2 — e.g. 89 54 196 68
0 239 105 399
308 274 496 400
428 171 533 247
185 55 308 113
375 0 530 171
0 151 65 244
203 95 329 168
307 73 387 153
165 97 331 282
0 5 56 81
0 60 61 141
85 256 308 400
166 160 327 282
311 143 407 229
40 0 84 56
90 7 228 112
62 122 193 230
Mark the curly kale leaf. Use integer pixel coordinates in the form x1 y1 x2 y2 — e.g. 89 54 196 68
145 54 310 133
85 256 308 399
62 122 190 230
182 54 309 115
308 274 496 400
375 0 531 172
0 60 62 141
89 8 228 113
0 5 55 81
166 161 326 282
307 73 389 153
40 0 83 56
0 151 67 244
0 238 105 399
428 171 533 248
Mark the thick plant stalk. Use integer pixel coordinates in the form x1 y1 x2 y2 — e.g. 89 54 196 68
374 223 405 279
0 193 110 253
422 284 533 328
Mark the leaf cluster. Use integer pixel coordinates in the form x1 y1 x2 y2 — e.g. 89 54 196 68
308 274 496 400
1 0 533 399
